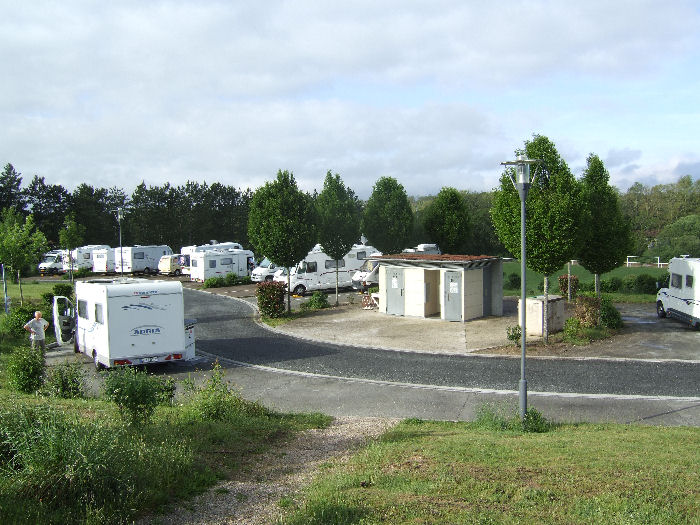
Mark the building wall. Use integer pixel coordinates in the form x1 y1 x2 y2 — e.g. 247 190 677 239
484 260 504 316
378 266 387 314
463 267 484 321
424 269 440 317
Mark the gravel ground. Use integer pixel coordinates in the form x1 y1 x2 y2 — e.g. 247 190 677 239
139 417 397 525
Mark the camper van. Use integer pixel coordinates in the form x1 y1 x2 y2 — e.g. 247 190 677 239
656 257 700 328
114 245 172 274
158 254 183 276
62 245 111 273
38 250 67 275
179 242 244 275
274 244 377 296
402 243 441 255
189 249 255 282
92 248 115 273
251 257 281 282
351 253 383 291
53 278 196 369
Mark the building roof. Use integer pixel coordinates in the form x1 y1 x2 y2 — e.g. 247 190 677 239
370 253 501 269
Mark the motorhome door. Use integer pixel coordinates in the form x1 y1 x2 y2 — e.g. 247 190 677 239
52 296 76 345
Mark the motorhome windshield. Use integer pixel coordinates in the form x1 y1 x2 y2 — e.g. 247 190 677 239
359 259 378 272
42 254 60 263
259 257 272 268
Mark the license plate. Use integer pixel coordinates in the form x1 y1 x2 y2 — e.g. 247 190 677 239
141 357 159 363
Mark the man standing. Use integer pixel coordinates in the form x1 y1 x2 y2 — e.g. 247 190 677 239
24 310 49 350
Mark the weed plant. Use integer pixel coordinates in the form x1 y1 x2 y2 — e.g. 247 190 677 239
102 367 175 425
300 291 330 311
1 304 38 338
5 345 45 393
42 362 86 399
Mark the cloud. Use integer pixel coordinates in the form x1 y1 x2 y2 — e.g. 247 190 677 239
605 148 643 168
673 161 700 178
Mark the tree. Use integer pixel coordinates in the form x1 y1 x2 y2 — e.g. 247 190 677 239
578 154 633 296
59 214 86 283
316 171 362 305
491 134 582 341
24 175 72 246
0 163 27 214
362 177 413 254
0 208 48 304
645 214 700 260
422 187 471 254
248 170 317 312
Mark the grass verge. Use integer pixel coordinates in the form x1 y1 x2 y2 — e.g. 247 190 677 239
281 413 699 524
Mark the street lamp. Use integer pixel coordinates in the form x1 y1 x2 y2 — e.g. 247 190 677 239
116 208 124 276
501 154 542 420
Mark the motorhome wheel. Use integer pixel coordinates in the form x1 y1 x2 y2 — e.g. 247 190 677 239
265 275 273 281
174 269 181 276
293 285 306 296
656 302 666 319
143 267 150 275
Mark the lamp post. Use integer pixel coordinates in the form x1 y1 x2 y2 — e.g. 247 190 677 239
501 154 542 420
117 208 124 276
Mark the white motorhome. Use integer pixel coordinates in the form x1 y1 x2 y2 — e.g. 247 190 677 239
38 250 67 275
189 249 255 282
351 252 383 291
52 278 196 369
114 245 172 275
251 257 282 282
656 257 700 328
274 244 377 296
92 248 115 273
63 245 111 273
402 243 441 255
179 242 244 275
158 254 184 276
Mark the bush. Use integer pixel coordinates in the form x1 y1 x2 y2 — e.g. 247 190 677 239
573 294 601 328
300 291 330 311
600 296 623 329
621 273 658 295
505 273 521 290
102 367 175 425
600 276 623 293
256 281 287 318
506 325 521 346
1 304 38 338
184 361 269 422
43 362 86 399
6 346 46 393
367 286 379 295
558 274 579 298
202 276 226 288
578 280 595 293
224 272 238 286
563 317 583 342
239 276 252 285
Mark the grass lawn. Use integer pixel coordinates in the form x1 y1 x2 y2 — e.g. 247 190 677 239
1 277 58 304
282 416 700 524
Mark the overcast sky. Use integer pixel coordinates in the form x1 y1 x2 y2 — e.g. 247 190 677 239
2 1 699 199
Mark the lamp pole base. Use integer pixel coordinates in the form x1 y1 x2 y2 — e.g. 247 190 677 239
519 379 528 420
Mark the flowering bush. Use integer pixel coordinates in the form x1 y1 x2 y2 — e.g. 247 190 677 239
256 281 287 318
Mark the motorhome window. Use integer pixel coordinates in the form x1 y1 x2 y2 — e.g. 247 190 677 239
192 259 198 267
307 261 317 273
134 252 145 259
325 259 346 269
221 257 233 265
356 251 366 260
686 275 694 288
78 300 88 319
83 253 90 259
95 304 104 324
671 273 682 289
209 260 217 268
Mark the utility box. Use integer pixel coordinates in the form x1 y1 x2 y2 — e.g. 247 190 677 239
518 295 565 336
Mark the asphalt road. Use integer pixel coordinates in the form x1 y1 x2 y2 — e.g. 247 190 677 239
182 289 700 425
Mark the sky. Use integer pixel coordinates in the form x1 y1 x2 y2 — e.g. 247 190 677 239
2 1 699 199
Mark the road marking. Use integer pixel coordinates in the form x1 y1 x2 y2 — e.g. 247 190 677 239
198 351 700 403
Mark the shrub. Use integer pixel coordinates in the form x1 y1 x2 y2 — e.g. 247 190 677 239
184 361 270 422
558 274 579 298
256 281 286 318
600 296 623 329
521 407 553 433
202 276 226 288
239 276 252 285
1 304 38 338
102 367 175 425
506 325 521 346
600 276 622 293
224 272 238 286
505 273 521 290
578 280 595 292
621 273 658 295
563 317 583 342
573 294 601 328
6 346 46 393
74 267 92 278
300 291 330 311
367 286 379 295
43 362 86 399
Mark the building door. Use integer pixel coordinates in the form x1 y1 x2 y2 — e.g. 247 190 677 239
443 271 462 321
386 268 405 316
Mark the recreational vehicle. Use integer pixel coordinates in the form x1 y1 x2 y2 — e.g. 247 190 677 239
38 250 67 275
274 244 377 295
114 245 172 274
62 245 111 273
351 253 383 291
189 249 255 282
92 248 115 273
53 278 196 369
179 242 244 275
402 243 441 255
158 254 183 276
656 257 700 328
251 257 281 282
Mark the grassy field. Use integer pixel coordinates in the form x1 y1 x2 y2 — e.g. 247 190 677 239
282 416 700 524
